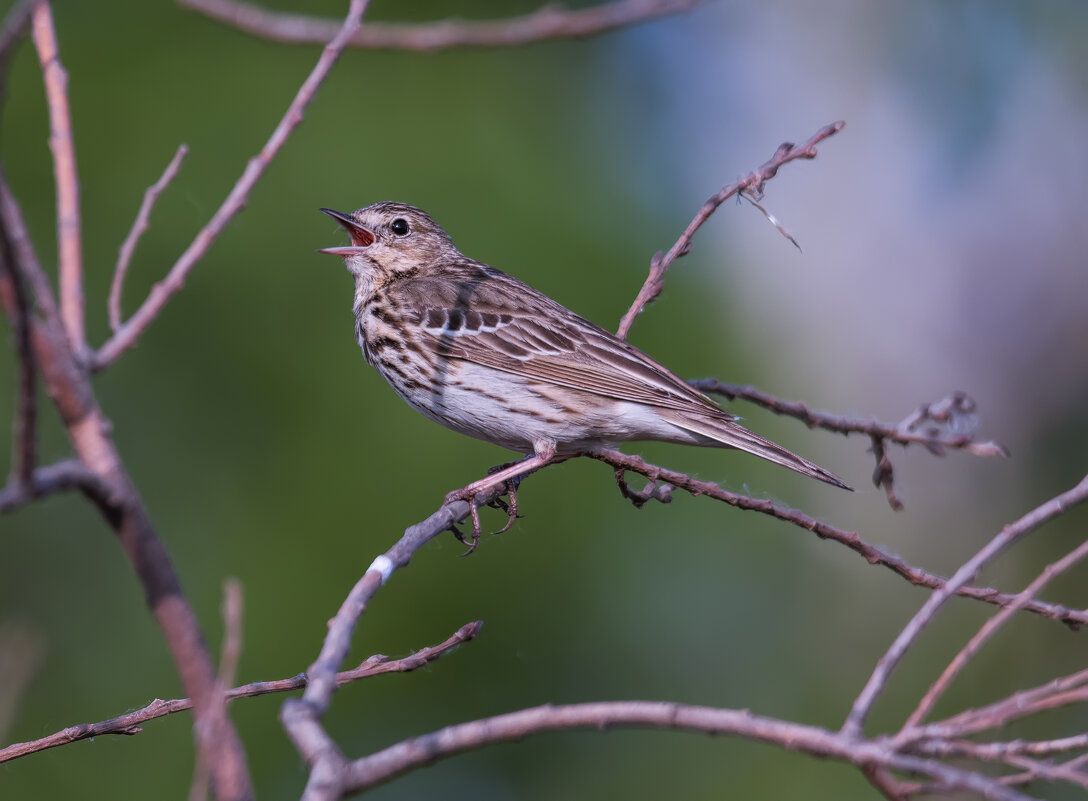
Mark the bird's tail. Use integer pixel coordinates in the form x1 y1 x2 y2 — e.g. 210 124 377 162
663 411 852 491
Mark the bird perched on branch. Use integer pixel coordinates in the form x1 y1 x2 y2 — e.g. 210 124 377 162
320 202 849 549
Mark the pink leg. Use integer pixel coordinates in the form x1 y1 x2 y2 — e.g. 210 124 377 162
445 441 564 554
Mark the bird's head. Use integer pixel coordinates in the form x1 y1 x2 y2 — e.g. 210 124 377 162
319 202 458 284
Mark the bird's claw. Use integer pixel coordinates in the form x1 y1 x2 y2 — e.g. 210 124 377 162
444 477 522 555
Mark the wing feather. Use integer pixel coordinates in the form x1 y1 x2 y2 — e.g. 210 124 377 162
387 268 730 418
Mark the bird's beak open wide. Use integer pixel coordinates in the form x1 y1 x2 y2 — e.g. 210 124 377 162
318 207 375 255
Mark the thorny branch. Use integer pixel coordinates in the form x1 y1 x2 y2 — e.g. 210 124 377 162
180 0 704 51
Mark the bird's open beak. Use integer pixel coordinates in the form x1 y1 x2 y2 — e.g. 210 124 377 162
318 207 375 255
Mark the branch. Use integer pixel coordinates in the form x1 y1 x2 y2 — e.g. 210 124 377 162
109 144 188 332
189 578 245 801
93 0 371 369
31 1 83 356
280 485 509 799
616 121 845 339
585 449 1088 628
843 473 1088 739
180 0 703 50
908 667 1088 743
698 384 1007 458
0 158 255 800
905 535 1088 729
0 0 34 117
0 621 482 764
695 383 1008 509
0 223 35 490
0 458 112 512
0 0 33 60
338 701 1033 801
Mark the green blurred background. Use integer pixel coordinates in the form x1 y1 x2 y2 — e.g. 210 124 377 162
2 1 1087 798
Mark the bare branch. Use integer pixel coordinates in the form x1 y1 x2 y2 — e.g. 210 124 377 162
696 383 1008 510
0 167 63 329
616 121 845 339
93 0 372 369
0 621 481 764
913 734 1088 762
0 0 34 117
31 1 83 356
869 434 904 511
0 168 254 799
843 472 1088 739
338 700 1033 801
0 0 33 60
190 578 246 801
280 485 509 797
180 0 703 51
109 144 188 332
0 228 35 490
0 458 112 512
911 668 1088 742
905 535 1088 729
585 449 1087 627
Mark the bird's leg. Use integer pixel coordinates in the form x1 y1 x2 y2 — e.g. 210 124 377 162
489 478 520 536
445 440 564 554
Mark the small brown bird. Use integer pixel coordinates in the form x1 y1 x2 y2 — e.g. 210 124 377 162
320 202 848 539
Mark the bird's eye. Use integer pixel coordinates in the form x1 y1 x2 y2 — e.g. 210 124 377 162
391 218 410 236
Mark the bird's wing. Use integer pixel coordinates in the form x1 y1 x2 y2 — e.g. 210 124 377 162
389 269 730 417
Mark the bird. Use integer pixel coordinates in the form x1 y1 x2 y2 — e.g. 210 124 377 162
319 202 849 547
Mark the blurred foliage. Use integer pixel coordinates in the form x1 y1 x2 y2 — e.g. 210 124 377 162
1 1 1087 799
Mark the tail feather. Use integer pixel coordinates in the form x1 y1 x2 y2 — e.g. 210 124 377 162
664 412 852 491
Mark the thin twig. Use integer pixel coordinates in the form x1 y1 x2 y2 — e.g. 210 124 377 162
110 144 188 332
615 121 845 340
180 0 703 50
0 167 63 328
862 764 911 801
584 449 1087 628
190 578 245 801
913 734 1088 761
0 0 34 118
697 383 1008 458
910 668 1088 742
0 458 112 512
0 225 35 489
905 536 1088 729
0 621 482 764
0 0 33 60
93 0 371 369
31 1 83 356
869 435 903 510
842 473 1088 739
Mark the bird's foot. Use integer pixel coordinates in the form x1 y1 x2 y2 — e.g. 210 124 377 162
444 476 522 555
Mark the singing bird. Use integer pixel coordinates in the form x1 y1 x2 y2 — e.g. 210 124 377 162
320 202 849 541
